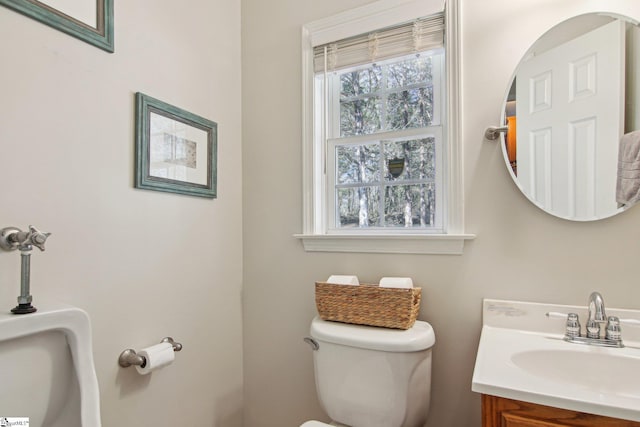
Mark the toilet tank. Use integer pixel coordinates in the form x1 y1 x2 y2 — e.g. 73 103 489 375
309 317 436 427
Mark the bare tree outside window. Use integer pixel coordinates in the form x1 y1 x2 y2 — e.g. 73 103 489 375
333 54 440 229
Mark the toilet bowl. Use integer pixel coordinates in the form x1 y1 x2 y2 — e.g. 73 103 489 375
0 302 101 426
302 317 436 427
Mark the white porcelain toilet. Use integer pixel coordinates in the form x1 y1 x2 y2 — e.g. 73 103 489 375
303 316 436 427
0 302 101 427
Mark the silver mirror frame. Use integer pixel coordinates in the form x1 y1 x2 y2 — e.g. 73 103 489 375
499 11 640 221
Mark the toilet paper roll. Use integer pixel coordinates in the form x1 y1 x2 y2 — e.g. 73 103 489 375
326 275 360 286
135 342 175 375
379 277 413 289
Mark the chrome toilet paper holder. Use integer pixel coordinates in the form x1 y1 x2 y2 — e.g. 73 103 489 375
118 337 183 368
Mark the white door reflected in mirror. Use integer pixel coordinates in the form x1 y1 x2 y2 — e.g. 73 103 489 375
502 13 640 221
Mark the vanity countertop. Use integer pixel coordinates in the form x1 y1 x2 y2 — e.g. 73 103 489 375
472 298 640 422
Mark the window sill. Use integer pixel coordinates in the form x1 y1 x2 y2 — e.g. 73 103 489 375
293 233 475 255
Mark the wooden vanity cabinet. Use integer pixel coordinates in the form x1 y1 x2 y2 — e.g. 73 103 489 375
482 395 640 427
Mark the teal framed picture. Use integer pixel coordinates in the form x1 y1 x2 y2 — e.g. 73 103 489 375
135 93 218 199
0 0 114 53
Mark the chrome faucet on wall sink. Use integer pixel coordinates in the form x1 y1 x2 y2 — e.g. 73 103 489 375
0 225 51 314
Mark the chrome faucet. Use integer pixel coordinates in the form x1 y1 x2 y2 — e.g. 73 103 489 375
559 291 623 348
586 291 607 339
0 225 51 314
588 291 607 322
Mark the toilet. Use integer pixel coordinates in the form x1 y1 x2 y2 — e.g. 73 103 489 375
303 316 436 427
0 302 101 426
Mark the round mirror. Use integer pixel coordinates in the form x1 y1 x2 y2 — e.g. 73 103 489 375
501 12 640 221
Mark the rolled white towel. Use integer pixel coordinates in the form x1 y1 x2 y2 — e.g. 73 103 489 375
326 275 359 286
616 130 640 206
379 277 413 289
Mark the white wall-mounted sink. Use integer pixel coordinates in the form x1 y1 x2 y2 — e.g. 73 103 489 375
472 299 640 422
0 302 101 426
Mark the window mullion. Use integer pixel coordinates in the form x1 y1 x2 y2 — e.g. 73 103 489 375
328 73 341 138
336 178 435 189
340 81 431 103
378 64 387 228
379 140 386 226
431 53 443 129
380 64 388 132
325 74 342 230
328 125 438 146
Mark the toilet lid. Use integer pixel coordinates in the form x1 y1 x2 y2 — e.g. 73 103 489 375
310 316 435 352
300 421 332 427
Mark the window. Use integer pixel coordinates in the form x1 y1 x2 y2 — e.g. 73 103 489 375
297 0 474 254
325 51 444 232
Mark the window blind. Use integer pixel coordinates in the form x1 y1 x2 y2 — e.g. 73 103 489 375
313 12 444 73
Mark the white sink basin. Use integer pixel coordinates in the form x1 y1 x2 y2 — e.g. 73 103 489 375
512 349 640 398
472 299 640 422
0 302 102 426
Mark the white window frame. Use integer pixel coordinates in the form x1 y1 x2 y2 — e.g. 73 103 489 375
325 52 445 233
295 0 475 254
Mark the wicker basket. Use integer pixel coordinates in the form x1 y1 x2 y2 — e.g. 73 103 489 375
315 281 421 330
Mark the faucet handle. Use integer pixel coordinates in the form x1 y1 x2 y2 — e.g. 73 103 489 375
26 225 51 251
586 319 601 339
0 225 51 251
605 316 622 341
546 311 569 320
565 313 581 338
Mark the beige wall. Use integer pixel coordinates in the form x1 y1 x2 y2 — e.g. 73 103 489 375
0 1 243 426
5 0 640 425
242 0 640 426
